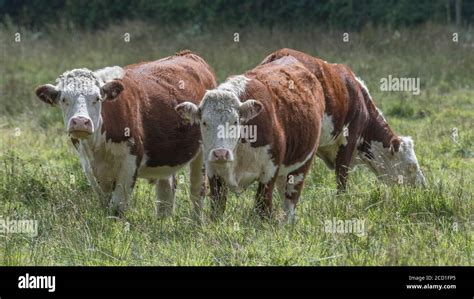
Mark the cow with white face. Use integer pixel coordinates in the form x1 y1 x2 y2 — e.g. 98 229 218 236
357 136 426 186
36 67 124 140
176 56 325 221
261 48 426 190
35 51 217 219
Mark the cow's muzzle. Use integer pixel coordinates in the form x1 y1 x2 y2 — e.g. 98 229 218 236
68 116 93 139
209 148 233 163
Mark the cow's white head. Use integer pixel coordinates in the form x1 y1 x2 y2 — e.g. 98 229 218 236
175 89 263 164
360 136 426 187
35 67 125 139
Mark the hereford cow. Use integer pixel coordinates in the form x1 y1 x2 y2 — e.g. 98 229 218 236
176 56 324 221
261 48 426 190
35 51 216 219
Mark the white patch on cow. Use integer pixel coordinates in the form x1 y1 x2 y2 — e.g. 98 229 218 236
276 150 315 222
74 125 139 214
319 114 336 146
109 152 137 211
317 114 349 168
77 130 136 194
218 75 250 97
356 76 386 121
278 147 316 177
207 143 277 193
138 155 186 180
319 114 348 147
94 66 125 84
285 173 305 196
359 137 426 185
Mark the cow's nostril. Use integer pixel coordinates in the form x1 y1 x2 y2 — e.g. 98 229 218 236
84 119 91 125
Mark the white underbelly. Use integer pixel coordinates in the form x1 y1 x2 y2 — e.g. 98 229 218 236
137 163 186 180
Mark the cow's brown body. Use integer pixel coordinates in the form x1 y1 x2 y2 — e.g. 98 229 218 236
261 48 425 189
98 51 216 170
184 56 325 219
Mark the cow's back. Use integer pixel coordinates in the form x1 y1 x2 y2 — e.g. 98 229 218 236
244 56 324 166
261 48 363 135
125 51 216 99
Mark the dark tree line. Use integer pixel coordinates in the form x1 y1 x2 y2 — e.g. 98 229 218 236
1 0 472 30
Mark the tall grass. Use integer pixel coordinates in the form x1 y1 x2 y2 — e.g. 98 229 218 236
0 22 472 265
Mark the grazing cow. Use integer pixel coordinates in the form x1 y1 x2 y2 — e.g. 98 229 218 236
261 48 426 190
176 56 325 221
35 51 217 219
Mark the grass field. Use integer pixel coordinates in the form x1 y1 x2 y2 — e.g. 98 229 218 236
0 22 472 265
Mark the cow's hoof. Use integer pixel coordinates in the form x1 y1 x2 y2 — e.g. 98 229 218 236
108 202 127 219
156 207 173 219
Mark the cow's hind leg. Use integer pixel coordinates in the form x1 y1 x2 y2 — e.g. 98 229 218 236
156 176 176 218
189 149 205 222
281 157 314 222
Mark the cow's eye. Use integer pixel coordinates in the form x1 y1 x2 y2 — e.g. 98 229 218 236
233 121 238 125
61 98 67 104
202 121 207 127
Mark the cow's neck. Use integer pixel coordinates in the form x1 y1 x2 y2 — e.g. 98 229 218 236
78 116 105 158
207 159 238 187
358 109 397 171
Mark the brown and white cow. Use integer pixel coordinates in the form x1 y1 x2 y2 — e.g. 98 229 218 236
35 51 216 219
261 48 426 190
176 56 325 221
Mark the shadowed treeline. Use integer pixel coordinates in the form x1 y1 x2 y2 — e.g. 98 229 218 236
1 0 473 30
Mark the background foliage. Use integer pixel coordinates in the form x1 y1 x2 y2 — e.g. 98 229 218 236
1 0 473 30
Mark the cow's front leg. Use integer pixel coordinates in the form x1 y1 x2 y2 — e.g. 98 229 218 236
156 176 176 218
209 176 227 221
108 158 138 217
189 149 205 222
79 155 108 206
254 178 276 219
335 145 357 192
335 130 360 192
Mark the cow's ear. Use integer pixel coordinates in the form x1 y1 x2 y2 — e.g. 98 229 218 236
390 137 402 155
101 80 124 101
175 102 200 125
35 84 60 106
239 99 263 122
